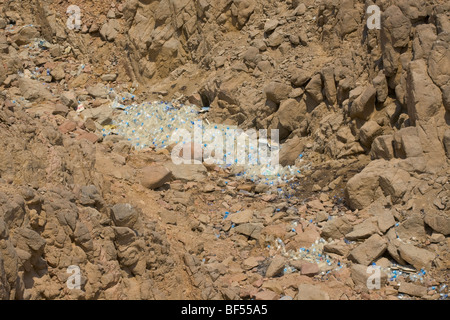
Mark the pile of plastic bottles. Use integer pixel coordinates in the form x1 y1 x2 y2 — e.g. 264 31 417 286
104 94 304 185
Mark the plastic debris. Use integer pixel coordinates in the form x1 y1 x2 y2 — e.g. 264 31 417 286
76 104 85 113
104 93 306 186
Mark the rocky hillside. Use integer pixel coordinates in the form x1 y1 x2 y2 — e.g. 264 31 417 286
0 0 449 300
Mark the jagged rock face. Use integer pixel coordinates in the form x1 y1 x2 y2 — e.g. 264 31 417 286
0 0 449 301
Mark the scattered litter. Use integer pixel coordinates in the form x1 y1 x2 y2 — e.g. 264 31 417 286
104 93 305 186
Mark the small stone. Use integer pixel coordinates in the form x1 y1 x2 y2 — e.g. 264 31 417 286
398 282 427 297
111 203 139 228
315 211 329 222
430 233 445 243
398 243 435 270
140 165 172 190
264 19 279 33
60 91 78 108
52 104 69 116
234 223 263 239
18 78 52 101
76 131 99 143
87 83 109 98
297 284 329 300
323 241 350 256
348 234 387 265
377 211 396 233
424 210 450 236
345 220 378 240
58 120 77 134
228 210 254 225
243 256 262 270
107 9 116 19
321 216 353 239
265 255 285 278
101 73 118 82
264 82 292 104
300 262 319 276
254 290 279 300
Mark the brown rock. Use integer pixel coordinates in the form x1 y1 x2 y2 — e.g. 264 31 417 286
19 78 52 101
260 224 286 243
267 30 285 47
305 74 323 106
291 68 312 87
164 162 207 182
300 262 319 276
397 0 428 21
359 121 383 148
243 256 262 270
377 211 396 234
296 284 329 300
321 67 337 105
274 98 307 134
254 290 279 300
382 5 411 48
444 129 450 158
378 167 411 204
278 136 305 166
264 19 279 33
12 26 39 45
345 219 378 241
424 210 450 236
51 64 65 81
58 120 77 134
288 226 320 249
398 243 435 270
380 5 411 75
395 212 426 241
160 210 177 225
398 282 427 297
234 223 263 240
52 104 69 116
321 216 353 240
406 59 443 125
323 240 350 256
87 83 109 98
372 71 388 103
100 19 120 42
140 165 172 190
393 127 423 159
235 0 255 27
76 131 99 143
337 8 359 37
111 203 139 228
427 33 450 88
412 23 437 61
349 86 376 120
348 234 387 266
264 82 292 104
265 255 285 278
228 210 254 225
370 135 395 160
